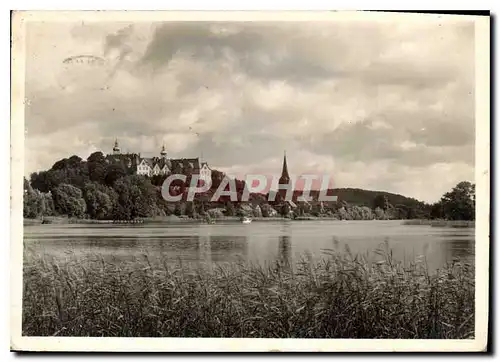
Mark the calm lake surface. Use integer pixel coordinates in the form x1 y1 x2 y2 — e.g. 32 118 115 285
23 220 475 272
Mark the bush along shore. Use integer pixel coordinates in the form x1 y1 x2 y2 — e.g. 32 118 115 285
22 244 475 338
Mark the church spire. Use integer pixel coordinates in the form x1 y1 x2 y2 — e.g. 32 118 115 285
279 151 290 184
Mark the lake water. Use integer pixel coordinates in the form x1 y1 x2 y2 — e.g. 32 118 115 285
23 220 475 272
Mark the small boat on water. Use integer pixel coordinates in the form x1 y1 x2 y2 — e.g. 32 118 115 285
241 217 252 224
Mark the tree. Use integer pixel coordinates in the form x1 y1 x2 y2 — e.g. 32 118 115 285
23 177 30 192
317 202 325 215
185 202 198 218
52 183 86 218
41 192 55 216
173 203 183 216
225 201 236 216
104 163 127 186
67 155 83 168
51 155 83 170
31 155 90 191
83 182 115 220
24 178 45 218
87 151 106 163
430 202 444 219
197 200 207 216
87 151 107 184
30 170 63 193
372 194 388 210
52 158 70 170
151 174 167 187
235 179 246 200
281 202 291 217
211 170 225 190
63 166 89 189
440 181 475 220
407 206 417 219
112 175 157 219
112 178 132 220
88 162 107 184
261 203 276 217
374 207 385 219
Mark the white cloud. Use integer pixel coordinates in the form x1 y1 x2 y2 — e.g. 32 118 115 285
23 17 475 203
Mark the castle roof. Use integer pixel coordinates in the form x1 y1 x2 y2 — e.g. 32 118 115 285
170 158 201 172
140 157 171 169
105 153 139 165
106 151 207 174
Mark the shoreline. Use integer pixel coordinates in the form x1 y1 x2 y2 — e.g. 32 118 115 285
24 216 333 225
402 219 475 227
24 216 475 227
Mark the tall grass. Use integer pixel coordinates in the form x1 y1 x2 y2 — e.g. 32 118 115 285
22 243 474 338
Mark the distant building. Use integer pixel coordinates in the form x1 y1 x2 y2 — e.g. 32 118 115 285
105 139 212 182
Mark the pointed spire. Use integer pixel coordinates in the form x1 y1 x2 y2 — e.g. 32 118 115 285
279 150 290 183
282 151 289 178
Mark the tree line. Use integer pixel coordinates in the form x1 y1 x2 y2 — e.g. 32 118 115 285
429 181 475 221
24 151 245 220
23 151 476 221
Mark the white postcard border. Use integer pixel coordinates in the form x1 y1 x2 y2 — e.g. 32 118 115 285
10 10 490 352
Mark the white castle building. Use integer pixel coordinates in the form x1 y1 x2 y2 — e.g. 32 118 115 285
106 139 212 181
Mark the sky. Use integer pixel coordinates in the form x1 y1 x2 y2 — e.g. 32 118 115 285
23 15 476 203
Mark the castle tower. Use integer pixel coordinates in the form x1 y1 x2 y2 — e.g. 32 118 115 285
113 138 121 155
160 144 167 159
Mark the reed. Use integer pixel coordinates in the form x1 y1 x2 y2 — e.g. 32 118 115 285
22 243 474 338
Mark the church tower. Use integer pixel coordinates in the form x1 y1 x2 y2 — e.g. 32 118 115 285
278 151 291 201
278 151 290 185
113 138 121 155
160 144 167 159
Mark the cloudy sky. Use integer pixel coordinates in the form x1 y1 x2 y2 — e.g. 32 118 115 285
24 14 475 202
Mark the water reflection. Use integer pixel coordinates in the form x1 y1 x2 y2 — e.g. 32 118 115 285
24 221 475 273
278 235 292 268
209 235 248 263
198 234 211 268
443 239 475 260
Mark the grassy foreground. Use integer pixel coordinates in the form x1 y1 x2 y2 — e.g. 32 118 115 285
22 245 475 338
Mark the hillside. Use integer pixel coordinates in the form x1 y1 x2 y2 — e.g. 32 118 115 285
327 188 426 208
